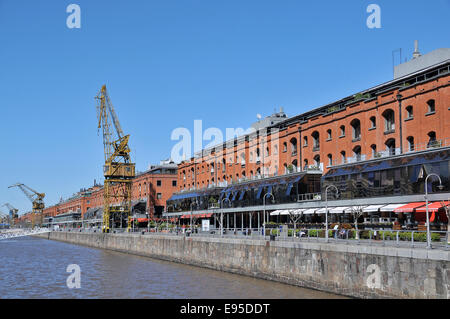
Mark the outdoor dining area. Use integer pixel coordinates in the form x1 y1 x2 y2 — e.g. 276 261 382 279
269 201 449 231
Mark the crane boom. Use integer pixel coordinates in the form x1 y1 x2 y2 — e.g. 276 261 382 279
8 183 45 228
95 85 135 233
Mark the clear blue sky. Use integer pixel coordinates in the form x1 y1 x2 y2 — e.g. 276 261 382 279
0 0 449 215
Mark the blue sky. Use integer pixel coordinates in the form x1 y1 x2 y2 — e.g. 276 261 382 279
0 0 449 214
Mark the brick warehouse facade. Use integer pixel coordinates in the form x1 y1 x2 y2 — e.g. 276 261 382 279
166 46 450 231
176 56 450 192
30 161 178 227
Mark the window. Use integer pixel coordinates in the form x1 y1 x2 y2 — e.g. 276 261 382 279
350 119 361 141
313 155 320 167
406 105 413 119
157 180 162 187
341 151 346 164
273 144 278 155
427 99 435 113
290 138 297 155
407 136 414 152
427 131 439 147
327 154 333 167
172 180 177 187
312 131 320 150
303 136 308 147
340 125 346 137
371 144 377 157
369 116 376 129
353 146 362 161
385 138 396 155
326 129 332 140
382 109 395 133
157 193 162 199
283 142 287 152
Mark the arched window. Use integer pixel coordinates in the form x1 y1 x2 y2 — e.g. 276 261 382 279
385 138 396 155
240 153 245 166
407 136 414 152
353 146 362 161
256 148 261 163
303 159 308 169
340 125 346 137
303 136 308 147
249 152 253 163
427 131 438 147
290 138 297 155
327 129 332 140
313 155 320 167
427 99 435 113
341 151 346 164
265 146 270 157
292 159 298 172
369 116 376 129
327 154 333 167
283 142 287 152
371 144 377 157
382 109 395 133
241 171 246 177
350 119 361 140
406 105 413 119
312 131 320 150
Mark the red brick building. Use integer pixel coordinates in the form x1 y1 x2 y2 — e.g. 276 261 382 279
177 49 450 192
42 161 178 224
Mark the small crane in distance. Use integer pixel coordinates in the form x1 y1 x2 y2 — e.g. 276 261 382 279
8 183 45 228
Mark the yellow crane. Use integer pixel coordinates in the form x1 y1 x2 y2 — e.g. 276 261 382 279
1 203 19 226
96 85 135 233
8 183 45 228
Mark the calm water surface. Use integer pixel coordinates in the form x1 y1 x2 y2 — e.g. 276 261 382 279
0 237 347 299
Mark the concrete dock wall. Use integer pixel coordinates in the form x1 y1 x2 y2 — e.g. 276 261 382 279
38 231 450 299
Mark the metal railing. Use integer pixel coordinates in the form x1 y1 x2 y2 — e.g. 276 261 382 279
54 227 449 250
329 138 450 168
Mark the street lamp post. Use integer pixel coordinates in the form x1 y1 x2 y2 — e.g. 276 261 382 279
424 173 443 249
325 185 339 242
263 192 275 239
220 198 231 238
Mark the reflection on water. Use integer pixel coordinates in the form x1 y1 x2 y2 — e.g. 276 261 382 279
0 237 347 299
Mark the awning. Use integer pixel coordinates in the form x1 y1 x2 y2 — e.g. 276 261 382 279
415 202 450 213
256 186 264 199
330 207 351 214
379 204 408 212
270 210 283 216
133 218 148 223
394 202 426 213
303 208 318 215
363 205 386 213
292 209 306 215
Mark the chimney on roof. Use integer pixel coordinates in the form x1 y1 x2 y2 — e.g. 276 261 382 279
412 40 421 59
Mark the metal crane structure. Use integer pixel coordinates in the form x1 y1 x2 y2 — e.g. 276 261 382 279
0 209 10 229
8 183 45 228
1 203 19 226
96 85 135 233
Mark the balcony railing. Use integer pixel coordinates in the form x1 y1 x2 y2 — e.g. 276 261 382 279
329 138 450 168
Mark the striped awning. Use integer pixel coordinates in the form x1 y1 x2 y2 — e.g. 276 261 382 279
379 204 407 212
394 202 426 213
363 205 386 213
415 202 450 213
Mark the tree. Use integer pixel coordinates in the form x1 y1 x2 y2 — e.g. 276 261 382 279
350 206 365 239
287 210 303 237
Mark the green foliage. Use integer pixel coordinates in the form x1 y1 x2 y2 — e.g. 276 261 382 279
353 93 371 101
